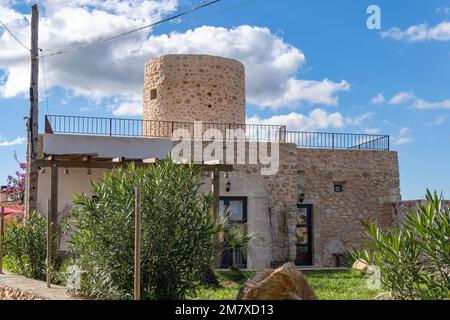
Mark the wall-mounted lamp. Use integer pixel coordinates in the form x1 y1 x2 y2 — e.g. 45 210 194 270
226 180 231 193
64 168 70 175
87 168 92 175
224 173 231 193
298 192 305 204
40 167 47 174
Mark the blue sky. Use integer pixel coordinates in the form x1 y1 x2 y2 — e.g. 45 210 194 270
0 0 449 200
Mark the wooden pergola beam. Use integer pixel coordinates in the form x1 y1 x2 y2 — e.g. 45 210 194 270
36 159 233 172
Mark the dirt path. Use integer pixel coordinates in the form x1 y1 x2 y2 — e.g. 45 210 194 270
0 271 83 300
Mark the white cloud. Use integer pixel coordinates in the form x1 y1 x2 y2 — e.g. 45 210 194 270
436 7 450 15
371 93 385 104
0 136 26 146
247 109 345 132
251 78 350 109
413 98 450 110
388 91 450 109
388 91 416 105
391 127 412 146
381 21 450 42
431 114 446 126
112 101 142 116
246 109 374 132
0 1 350 114
346 112 374 126
364 128 380 134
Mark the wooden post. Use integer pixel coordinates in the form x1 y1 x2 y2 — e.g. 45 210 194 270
211 170 221 267
26 4 39 216
50 165 58 226
211 170 220 222
134 187 142 300
0 207 4 274
46 199 51 288
47 166 58 288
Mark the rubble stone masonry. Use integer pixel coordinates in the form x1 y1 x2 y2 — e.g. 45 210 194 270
293 148 401 266
143 54 246 127
209 142 402 268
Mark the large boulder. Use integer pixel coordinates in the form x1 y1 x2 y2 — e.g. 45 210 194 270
237 263 318 300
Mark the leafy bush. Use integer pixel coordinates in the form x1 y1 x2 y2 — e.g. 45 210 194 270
68 160 217 300
3 211 57 281
357 190 450 300
4 153 26 202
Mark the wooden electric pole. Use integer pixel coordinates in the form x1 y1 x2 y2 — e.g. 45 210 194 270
25 4 39 216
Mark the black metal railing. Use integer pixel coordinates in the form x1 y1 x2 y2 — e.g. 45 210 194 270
284 131 390 151
44 115 389 151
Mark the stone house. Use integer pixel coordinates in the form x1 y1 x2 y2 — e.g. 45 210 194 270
32 54 402 270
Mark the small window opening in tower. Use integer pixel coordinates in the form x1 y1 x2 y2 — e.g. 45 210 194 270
150 89 157 100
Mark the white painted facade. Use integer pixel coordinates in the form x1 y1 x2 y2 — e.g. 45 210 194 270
38 134 273 270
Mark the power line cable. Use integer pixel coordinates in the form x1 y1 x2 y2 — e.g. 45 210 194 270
0 20 31 51
42 0 221 57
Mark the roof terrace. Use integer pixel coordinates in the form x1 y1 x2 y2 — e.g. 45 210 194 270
44 114 390 151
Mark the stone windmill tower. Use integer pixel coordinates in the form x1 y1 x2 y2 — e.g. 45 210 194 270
143 54 246 137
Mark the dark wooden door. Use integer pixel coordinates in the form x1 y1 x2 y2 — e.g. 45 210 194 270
295 204 313 266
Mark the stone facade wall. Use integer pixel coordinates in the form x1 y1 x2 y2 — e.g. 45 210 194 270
392 200 450 227
200 142 401 269
143 54 246 132
294 149 401 267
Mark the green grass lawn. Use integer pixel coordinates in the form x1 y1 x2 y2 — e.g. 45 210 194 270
189 269 383 300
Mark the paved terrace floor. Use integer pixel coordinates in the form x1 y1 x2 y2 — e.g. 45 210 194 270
0 271 82 300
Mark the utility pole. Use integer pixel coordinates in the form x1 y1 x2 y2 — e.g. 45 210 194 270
25 4 39 216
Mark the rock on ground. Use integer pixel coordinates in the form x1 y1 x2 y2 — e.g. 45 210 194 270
352 260 372 274
237 262 318 300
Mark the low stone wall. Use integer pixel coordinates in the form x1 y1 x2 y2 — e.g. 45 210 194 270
392 200 450 226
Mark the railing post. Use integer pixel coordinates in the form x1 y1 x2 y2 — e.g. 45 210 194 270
109 118 112 136
332 133 335 149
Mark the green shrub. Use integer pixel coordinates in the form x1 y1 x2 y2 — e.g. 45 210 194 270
3 211 57 281
357 190 450 300
67 160 217 300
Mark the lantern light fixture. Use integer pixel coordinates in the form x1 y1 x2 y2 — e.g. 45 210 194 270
298 192 305 204
224 173 231 193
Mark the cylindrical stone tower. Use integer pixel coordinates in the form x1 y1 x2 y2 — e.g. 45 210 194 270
143 54 246 129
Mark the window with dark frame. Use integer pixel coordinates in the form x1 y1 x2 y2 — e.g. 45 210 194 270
334 184 344 193
219 197 248 269
150 89 157 100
